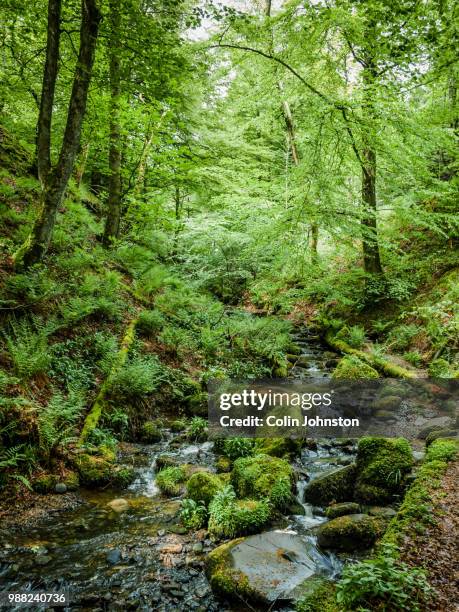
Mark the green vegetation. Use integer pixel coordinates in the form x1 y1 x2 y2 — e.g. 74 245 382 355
156 466 188 497
186 472 223 507
208 485 271 539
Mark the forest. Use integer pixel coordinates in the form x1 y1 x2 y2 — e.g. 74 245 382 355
0 0 458 610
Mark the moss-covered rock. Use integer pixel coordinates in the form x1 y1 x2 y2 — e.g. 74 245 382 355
425 428 458 446
216 455 232 473
371 395 401 412
170 419 187 432
303 464 357 506
332 355 379 379
186 472 223 507
75 453 113 487
156 454 179 470
186 391 208 417
156 466 187 496
255 437 303 459
33 473 58 493
112 466 136 488
63 471 79 491
231 454 294 510
325 502 360 519
209 497 271 539
140 421 162 443
354 437 413 504
317 514 383 551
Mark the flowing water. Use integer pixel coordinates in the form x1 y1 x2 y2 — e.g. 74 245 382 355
0 328 353 611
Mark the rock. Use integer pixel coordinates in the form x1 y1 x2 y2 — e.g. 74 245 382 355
425 428 458 446
374 410 397 421
156 454 179 470
168 525 188 535
55 482 67 494
368 506 397 518
74 453 113 487
354 437 413 504
160 543 183 554
106 549 122 565
317 514 383 551
107 498 129 513
216 456 231 473
303 464 357 506
33 474 58 493
192 542 203 553
255 438 303 459
325 502 360 519
140 421 162 443
35 554 52 566
206 532 325 603
372 396 401 412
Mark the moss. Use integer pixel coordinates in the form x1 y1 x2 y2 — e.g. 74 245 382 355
33 473 58 493
112 466 136 488
325 329 414 378
325 501 360 519
206 538 262 601
296 578 338 612
255 437 303 458
186 391 208 417
303 464 357 506
63 471 80 491
79 318 137 444
317 514 384 551
332 355 379 379
428 358 452 378
140 421 162 443
156 466 187 496
231 454 294 510
354 437 413 504
186 472 223 507
382 438 458 548
425 428 458 446
216 456 232 473
156 454 179 470
170 419 187 432
372 395 401 412
75 453 113 487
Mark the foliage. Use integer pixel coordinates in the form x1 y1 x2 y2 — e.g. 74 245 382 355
187 417 208 442
4 317 52 380
222 437 255 461
336 544 433 611
180 498 208 530
107 355 165 399
156 466 187 496
208 485 271 539
37 389 85 459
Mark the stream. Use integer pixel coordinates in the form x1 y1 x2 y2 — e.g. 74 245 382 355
0 328 356 611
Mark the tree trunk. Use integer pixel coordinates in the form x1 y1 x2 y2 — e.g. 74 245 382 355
103 0 123 246
36 0 61 185
75 142 90 187
15 0 101 268
361 147 382 274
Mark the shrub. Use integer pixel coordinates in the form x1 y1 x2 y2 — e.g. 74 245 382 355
188 417 208 441
336 325 366 349
223 437 255 461
428 358 452 378
180 498 208 529
386 324 419 351
156 466 187 496
208 485 271 539
403 351 422 367
140 421 162 443
336 545 433 611
186 472 223 506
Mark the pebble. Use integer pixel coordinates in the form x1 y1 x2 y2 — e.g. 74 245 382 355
55 483 67 494
106 548 122 565
191 542 203 553
107 498 129 513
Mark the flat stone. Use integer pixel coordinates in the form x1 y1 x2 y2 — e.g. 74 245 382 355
160 543 183 554
107 498 129 513
191 542 203 553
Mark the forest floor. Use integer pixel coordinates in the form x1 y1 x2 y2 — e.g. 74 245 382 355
399 458 459 611
0 489 82 531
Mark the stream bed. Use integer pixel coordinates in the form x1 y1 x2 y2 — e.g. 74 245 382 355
0 329 358 611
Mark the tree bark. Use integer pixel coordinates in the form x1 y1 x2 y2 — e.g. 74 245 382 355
36 0 61 185
14 0 101 268
103 0 123 246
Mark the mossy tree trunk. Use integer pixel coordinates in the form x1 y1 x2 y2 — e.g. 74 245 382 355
14 0 101 268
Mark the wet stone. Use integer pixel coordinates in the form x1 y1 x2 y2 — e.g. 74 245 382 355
106 548 122 565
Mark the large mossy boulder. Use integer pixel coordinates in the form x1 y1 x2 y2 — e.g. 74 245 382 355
332 355 379 380
354 437 413 504
325 502 360 519
317 514 383 551
303 465 357 506
206 531 325 604
140 421 162 443
186 472 223 507
75 453 113 487
231 454 294 510
255 437 303 459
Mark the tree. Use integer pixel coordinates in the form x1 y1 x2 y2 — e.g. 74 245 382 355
14 0 101 267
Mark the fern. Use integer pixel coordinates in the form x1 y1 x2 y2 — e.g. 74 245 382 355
4 317 52 379
38 389 85 459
